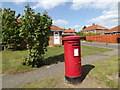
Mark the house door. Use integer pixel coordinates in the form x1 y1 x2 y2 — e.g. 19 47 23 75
54 32 60 44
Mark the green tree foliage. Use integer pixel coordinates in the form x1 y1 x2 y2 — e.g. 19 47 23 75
82 25 87 30
20 5 52 67
86 33 99 36
77 31 84 36
77 31 99 37
2 8 21 48
0 8 2 42
92 23 95 25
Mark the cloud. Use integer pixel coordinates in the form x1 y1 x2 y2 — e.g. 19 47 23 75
88 2 118 27
14 0 26 5
71 25 81 30
71 0 119 28
53 19 69 25
32 0 68 9
2 0 37 2
71 0 119 10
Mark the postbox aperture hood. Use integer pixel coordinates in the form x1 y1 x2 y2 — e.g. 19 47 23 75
62 36 81 41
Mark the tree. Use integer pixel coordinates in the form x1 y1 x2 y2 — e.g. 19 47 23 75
77 31 98 37
82 25 87 30
77 31 84 36
92 23 95 25
2 8 21 49
20 5 52 67
0 8 2 42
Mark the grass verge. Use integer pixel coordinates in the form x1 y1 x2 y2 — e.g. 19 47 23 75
22 78 57 88
81 45 112 53
22 55 118 88
88 55 118 88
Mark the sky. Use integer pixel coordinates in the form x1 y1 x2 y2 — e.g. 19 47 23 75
1 0 119 32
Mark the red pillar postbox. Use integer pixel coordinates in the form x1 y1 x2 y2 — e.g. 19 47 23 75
62 36 81 82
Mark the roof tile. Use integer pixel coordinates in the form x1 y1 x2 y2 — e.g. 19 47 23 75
82 25 108 31
64 29 76 33
104 25 120 33
50 25 63 30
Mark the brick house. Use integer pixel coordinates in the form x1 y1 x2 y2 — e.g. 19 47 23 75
86 25 120 43
82 25 108 34
17 19 64 46
49 25 64 46
62 29 77 38
104 25 120 35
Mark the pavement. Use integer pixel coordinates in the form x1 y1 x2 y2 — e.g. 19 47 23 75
81 41 119 49
2 48 118 88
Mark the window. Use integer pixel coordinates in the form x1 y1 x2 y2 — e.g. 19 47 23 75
55 32 58 34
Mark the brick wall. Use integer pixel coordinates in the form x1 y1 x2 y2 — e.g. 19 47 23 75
86 34 120 43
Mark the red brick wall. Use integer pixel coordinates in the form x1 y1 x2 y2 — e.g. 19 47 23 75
86 34 120 43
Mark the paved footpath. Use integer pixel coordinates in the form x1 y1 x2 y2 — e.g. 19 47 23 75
81 41 119 49
2 47 118 88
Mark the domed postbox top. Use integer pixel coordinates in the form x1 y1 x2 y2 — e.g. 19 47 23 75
62 36 81 41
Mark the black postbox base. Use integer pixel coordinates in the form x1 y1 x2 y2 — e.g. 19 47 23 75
65 76 82 84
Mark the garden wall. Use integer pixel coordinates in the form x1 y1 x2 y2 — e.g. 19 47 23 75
86 35 120 43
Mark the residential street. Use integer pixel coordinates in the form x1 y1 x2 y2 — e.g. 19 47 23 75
1 1 119 88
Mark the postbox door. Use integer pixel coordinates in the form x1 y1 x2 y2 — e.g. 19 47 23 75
72 43 81 76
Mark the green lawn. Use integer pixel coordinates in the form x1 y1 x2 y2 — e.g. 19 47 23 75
81 45 112 53
88 55 118 88
22 55 118 88
22 77 58 88
1 45 112 74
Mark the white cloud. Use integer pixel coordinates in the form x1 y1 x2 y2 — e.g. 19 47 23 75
53 19 69 25
32 0 68 9
71 0 119 28
14 0 26 5
2 0 27 5
71 0 119 10
88 2 118 27
71 25 81 30
2 0 38 2
2 0 68 7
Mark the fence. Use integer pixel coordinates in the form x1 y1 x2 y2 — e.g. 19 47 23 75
86 34 120 43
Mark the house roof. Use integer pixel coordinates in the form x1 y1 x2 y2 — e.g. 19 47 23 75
104 25 120 33
82 25 108 31
62 33 76 36
63 29 77 33
50 25 64 31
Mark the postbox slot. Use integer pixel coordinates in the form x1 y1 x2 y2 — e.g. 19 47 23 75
68 42 79 44
72 44 79 46
72 42 79 43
